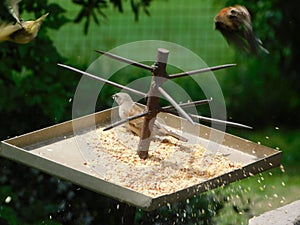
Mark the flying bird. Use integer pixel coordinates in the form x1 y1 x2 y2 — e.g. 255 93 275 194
0 0 49 44
112 92 187 142
214 5 269 55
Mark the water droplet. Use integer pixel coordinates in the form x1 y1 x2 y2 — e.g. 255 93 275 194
259 186 264 191
5 196 12 204
280 165 285 172
167 203 171 209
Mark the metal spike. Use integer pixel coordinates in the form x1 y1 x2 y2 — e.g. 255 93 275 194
158 87 195 125
96 50 154 71
58 63 147 98
169 64 236 79
162 98 212 111
190 114 252 129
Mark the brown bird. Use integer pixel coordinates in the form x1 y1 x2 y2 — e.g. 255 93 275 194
112 92 187 142
214 5 269 55
1 0 49 44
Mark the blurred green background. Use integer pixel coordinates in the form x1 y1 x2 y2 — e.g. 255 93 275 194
0 0 299 224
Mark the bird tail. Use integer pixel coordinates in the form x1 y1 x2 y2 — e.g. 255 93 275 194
164 128 188 142
255 37 270 54
0 22 22 42
157 124 188 142
247 30 269 55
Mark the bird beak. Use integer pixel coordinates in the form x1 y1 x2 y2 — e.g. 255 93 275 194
36 13 49 23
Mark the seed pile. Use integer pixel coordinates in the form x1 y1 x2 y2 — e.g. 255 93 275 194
83 126 242 197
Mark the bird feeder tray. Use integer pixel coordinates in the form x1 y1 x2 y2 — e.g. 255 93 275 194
0 108 282 211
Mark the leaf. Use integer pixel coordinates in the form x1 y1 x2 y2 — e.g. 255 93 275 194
0 205 19 225
92 10 100 24
110 0 123 12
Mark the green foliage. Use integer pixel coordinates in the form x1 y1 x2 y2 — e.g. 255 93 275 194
72 0 151 34
0 1 74 138
0 166 63 225
130 0 151 21
72 0 109 34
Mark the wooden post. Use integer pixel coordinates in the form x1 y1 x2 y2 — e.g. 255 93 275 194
137 48 169 159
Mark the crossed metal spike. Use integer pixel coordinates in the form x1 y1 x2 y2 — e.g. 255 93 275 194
58 48 251 159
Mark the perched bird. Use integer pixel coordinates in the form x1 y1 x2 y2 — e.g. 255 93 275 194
214 5 269 55
112 92 187 142
0 0 49 44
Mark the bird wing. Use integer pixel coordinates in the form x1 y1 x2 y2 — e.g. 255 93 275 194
5 0 22 24
127 103 144 117
0 22 22 42
126 103 145 136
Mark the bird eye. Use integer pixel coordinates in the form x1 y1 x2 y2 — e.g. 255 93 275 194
230 9 238 14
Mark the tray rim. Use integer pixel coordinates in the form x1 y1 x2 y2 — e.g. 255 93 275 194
0 108 282 211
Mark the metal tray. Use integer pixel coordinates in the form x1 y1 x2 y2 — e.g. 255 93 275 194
0 108 282 211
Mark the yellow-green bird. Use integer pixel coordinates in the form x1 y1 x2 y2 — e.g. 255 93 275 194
0 0 49 44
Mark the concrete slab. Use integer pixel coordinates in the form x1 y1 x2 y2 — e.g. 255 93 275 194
249 200 300 225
